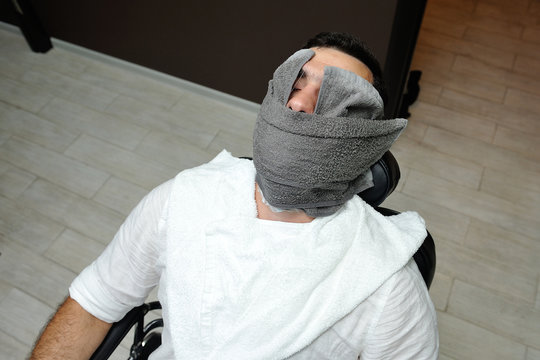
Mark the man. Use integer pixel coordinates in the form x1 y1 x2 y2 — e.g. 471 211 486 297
31 32 438 359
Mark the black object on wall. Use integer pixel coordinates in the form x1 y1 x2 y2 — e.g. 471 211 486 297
383 0 427 118
0 0 426 117
5 0 52 53
398 70 422 118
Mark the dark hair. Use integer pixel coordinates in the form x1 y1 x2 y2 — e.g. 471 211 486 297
302 32 387 105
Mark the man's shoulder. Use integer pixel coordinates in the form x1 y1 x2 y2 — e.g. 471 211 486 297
165 150 257 218
175 150 252 180
384 259 432 313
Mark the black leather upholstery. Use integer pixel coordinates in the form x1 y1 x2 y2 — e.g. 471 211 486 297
359 151 401 207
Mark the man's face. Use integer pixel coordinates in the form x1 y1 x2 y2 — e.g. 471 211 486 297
286 47 374 114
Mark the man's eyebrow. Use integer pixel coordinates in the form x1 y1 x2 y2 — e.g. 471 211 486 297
295 68 308 80
299 65 323 82
292 69 307 89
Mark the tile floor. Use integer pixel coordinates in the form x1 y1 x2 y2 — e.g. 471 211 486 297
1 0 539 358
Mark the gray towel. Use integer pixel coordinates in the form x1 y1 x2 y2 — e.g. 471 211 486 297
253 49 407 217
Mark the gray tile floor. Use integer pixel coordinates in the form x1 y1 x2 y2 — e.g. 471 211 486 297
1 0 540 357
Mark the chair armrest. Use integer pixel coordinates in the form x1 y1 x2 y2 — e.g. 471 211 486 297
90 303 156 360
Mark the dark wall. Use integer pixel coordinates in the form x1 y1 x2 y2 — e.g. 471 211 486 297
2 0 425 115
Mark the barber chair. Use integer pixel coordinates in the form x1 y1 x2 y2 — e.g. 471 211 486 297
90 151 436 360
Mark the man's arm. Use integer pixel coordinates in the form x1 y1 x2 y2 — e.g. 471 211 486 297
30 296 112 360
30 179 173 359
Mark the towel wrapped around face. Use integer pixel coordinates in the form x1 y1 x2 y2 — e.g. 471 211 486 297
253 49 407 217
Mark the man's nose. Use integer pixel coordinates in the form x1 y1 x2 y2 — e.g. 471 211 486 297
286 86 318 114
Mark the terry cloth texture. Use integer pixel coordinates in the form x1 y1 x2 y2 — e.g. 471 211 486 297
163 151 428 359
253 49 408 217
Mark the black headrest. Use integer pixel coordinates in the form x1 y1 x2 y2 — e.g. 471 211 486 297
358 151 400 207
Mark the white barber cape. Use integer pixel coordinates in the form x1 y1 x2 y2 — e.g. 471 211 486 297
161 151 427 359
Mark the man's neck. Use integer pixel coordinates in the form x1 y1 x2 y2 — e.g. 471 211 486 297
255 183 314 223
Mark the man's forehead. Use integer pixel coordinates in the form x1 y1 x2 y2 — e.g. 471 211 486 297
306 47 374 84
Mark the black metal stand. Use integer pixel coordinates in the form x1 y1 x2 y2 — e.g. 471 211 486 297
10 0 52 53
